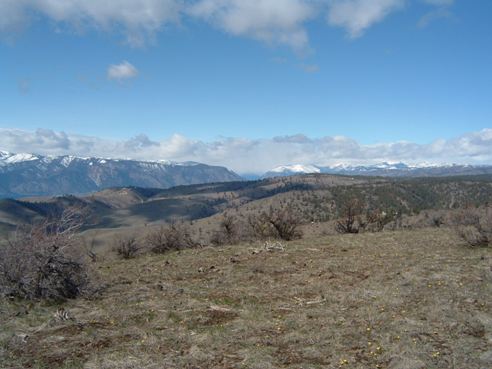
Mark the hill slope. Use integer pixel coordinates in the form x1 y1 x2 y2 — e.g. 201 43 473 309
1 228 491 368
2 174 492 234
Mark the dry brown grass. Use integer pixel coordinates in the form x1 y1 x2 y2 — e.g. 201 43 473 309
1 227 491 369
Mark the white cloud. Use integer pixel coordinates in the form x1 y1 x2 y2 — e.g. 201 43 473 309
417 7 453 28
188 0 314 50
107 61 138 81
327 0 406 38
0 0 182 46
0 0 457 50
1 128 491 174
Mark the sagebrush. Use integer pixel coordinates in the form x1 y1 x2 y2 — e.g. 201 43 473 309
0 208 95 300
147 222 196 253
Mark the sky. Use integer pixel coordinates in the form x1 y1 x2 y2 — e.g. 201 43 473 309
0 0 491 174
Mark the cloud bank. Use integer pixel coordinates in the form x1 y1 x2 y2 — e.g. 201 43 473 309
0 0 455 49
0 128 490 174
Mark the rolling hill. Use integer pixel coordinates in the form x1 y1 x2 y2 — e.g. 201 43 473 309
1 174 492 236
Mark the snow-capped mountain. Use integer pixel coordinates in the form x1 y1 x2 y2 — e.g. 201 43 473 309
0 151 242 198
0 151 40 165
269 164 321 175
262 162 492 178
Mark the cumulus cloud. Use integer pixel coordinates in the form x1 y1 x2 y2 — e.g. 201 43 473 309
0 0 182 46
0 0 458 49
1 128 491 174
107 61 139 81
327 0 405 38
188 0 314 50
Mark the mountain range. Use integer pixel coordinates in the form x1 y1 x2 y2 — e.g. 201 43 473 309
0 151 241 198
2 150 492 198
262 162 492 178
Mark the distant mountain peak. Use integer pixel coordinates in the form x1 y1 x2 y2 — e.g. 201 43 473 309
270 164 321 174
0 152 40 165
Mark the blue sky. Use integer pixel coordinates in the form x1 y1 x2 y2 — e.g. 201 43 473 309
0 0 491 173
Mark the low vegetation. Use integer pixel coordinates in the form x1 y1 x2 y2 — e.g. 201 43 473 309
211 214 240 246
0 209 96 301
1 176 491 368
335 199 363 234
1 227 490 369
452 206 492 247
113 235 141 259
146 222 196 254
2 174 492 234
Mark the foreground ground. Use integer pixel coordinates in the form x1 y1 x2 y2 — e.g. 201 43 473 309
1 228 491 369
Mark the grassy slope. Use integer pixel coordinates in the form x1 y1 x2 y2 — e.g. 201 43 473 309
1 228 491 369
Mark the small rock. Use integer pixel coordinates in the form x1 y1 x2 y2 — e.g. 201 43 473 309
464 318 486 338
10 334 29 345
209 305 233 313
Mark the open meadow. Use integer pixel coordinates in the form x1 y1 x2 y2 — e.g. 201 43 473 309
1 227 491 369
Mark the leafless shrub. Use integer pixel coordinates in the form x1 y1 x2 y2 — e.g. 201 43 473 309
482 206 492 234
147 222 196 254
211 214 239 246
83 235 99 263
0 208 94 301
267 207 303 241
456 225 488 247
452 206 491 247
247 206 303 241
336 199 362 234
450 207 481 227
247 213 276 240
431 214 444 228
364 209 394 232
114 236 141 259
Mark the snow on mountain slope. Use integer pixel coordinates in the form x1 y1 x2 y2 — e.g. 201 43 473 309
270 164 321 174
262 162 492 178
0 151 242 198
0 152 39 165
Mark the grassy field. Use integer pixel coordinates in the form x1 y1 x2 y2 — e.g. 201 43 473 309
1 227 491 369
